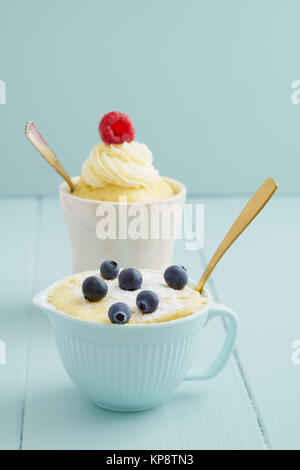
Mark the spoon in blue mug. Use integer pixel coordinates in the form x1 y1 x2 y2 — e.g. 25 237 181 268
195 177 278 292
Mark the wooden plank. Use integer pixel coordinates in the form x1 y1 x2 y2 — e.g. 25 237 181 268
198 195 300 450
0 199 38 450
22 198 266 450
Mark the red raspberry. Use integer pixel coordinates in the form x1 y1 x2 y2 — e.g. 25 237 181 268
99 111 135 145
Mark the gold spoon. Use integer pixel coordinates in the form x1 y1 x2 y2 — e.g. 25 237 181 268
195 177 278 293
25 121 75 192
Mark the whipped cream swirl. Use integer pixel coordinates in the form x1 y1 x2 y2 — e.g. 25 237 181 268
81 141 159 189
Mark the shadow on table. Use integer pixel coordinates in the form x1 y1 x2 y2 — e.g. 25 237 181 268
20 382 208 450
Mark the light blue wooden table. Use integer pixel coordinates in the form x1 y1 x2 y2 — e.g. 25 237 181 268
0 195 299 450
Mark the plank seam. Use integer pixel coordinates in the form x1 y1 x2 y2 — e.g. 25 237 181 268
18 196 43 451
198 248 272 450
187 195 272 449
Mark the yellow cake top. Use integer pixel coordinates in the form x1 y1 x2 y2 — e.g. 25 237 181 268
48 270 207 325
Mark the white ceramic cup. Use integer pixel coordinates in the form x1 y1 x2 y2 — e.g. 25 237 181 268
60 177 186 273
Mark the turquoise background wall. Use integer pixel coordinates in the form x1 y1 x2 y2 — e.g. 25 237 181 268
1 0 300 196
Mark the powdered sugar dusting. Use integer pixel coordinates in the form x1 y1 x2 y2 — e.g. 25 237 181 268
48 270 207 324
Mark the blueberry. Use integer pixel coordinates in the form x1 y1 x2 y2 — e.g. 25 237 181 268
118 268 143 291
164 265 188 290
136 290 159 314
100 260 119 280
108 302 131 324
82 276 108 302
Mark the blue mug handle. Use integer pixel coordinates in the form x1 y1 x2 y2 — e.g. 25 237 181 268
184 303 238 381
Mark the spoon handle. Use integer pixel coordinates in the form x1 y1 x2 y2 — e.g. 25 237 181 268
25 121 75 192
195 177 278 292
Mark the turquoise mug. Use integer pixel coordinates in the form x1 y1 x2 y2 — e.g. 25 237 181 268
33 281 238 412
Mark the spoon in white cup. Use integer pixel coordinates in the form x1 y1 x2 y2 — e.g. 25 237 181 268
25 121 75 192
